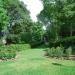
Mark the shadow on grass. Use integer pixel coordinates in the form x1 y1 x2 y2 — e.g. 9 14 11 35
52 63 63 66
52 63 75 68
30 58 44 61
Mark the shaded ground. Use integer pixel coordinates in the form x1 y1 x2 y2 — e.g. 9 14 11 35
0 49 75 75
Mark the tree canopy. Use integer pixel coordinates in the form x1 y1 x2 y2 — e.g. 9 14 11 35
0 0 75 48
38 0 75 47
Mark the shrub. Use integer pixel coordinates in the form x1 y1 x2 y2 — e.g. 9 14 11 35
66 46 72 59
0 51 16 59
6 34 20 44
9 44 31 51
47 47 55 57
20 32 32 43
55 46 63 58
52 36 75 47
0 45 16 59
46 46 64 58
0 44 31 60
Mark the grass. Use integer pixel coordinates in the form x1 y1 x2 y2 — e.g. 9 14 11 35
0 48 75 75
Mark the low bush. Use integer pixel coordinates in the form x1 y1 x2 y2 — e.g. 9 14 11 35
46 46 64 58
0 45 16 59
0 50 16 59
9 44 31 51
46 46 73 60
0 44 31 60
66 46 72 59
55 47 63 58
47 47 55 57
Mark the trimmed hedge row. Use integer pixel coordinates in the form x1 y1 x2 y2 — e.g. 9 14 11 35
8 44 31 51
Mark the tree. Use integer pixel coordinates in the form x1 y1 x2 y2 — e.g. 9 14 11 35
0 0 9 40
2 0 32 44
38 0 75 47
38 0 63 42
31 22 44 47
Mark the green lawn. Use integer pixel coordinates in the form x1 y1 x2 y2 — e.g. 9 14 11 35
0 48 75 75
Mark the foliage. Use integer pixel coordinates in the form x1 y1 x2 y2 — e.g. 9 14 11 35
0 45 16 59
0 0 9 38
0 44 30 59
31 22 44 47
0 0 44 47
46 46 63 58
6 34 21 44
0 0 32 43
52 36 75 47
55 46 63 58
20 32 32 43
47 47 55 57
8 44 31 51
3 0 30 23
39 0 75 48
66 46 72 59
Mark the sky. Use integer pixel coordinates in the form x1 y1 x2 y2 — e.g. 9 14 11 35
20 0 43 22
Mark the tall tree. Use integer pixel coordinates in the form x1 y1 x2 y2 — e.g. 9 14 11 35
0 0 9 39
2 0 32 43
38 0 75 43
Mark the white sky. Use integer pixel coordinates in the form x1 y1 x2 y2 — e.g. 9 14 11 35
20 0 43 22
